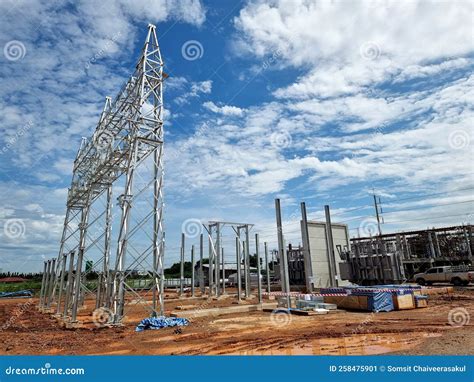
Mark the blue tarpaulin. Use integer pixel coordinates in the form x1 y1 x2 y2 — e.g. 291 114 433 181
320 288 348 294
0 290 33 298
135 316 189 332
351 290 394 312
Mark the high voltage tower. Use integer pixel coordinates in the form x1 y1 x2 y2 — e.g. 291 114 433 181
39 24 165 324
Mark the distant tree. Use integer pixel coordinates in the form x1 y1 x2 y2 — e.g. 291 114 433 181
164 261 193 278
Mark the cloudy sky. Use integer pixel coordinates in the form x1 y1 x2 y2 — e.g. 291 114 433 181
0 0 473 273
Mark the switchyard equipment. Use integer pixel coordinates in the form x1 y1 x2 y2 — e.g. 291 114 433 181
39 24 166 324
344 225 473 285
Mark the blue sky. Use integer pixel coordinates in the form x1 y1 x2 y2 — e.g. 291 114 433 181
0 0 473 273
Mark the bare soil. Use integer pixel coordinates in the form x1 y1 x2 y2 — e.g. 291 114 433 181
0 289 472 355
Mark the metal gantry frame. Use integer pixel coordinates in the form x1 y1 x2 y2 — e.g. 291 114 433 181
39 24 166 324
204 221 254 299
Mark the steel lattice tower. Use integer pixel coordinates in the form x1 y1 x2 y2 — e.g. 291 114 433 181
43 24 166 324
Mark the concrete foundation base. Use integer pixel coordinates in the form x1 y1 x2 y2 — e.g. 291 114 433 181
170 302 278 319
64 321 83 329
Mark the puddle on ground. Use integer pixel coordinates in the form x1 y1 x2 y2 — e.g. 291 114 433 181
230 332 441 355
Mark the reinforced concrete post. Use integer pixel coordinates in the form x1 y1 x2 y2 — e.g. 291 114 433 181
42 260 52 308
191 245 195 297
199 234 204 294
275 199 290 307
102 184 112 309
236 237 242 302
245 225 251 297
208 225 214 296
63 251 75 318
56 253 67 315
264 242 271 293
180 232 185 296
300 202 313 292
221 248 225 294
46 258 56 309
324 205 338 287
39 261 48 308
256 234 262 304
242 240 249 298
216 223 221 297
71 203 91 322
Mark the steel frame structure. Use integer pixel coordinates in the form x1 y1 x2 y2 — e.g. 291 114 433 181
39 24 166 324
204 221 254 299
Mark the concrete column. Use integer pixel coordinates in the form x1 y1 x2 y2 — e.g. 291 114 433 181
191 245 195 297
199 234 204 294
244 225 251 297
180 232 185 296
56 253 67 314
236 237 242 302
63 252 75 318
221 248 225 295
208 225 214 296
324 205 337 287
38 261 48 308
300 202 313 292
264 242 271 293
71 204 90 322
46 258 56 309
256 234 262 304
216 224 221 297
275 199 290 307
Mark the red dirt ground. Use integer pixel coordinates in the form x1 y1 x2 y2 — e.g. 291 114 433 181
0 289 473 355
